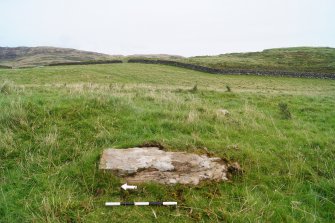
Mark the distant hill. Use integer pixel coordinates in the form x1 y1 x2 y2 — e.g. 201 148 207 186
1 46 334 74
0 46 120 68
128 54 184 60
178 47 335 74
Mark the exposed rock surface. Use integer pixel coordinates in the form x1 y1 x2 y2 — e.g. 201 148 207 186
99 147 231 185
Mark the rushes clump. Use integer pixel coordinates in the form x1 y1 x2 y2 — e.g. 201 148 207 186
190 84 198 93
0 80 16 95
278 102 292 119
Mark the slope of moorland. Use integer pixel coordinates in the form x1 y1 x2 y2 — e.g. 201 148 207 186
0 46 120 68
0 63 334 222
178 47 335 74
1 46 335 76
0 64 11 69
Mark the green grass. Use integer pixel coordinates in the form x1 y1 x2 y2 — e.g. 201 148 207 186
179 47 335 74
1 63 335 222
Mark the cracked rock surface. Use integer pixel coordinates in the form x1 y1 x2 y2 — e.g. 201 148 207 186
99 147 230 185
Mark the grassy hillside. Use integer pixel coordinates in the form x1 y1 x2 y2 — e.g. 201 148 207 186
0 64 334 222
2 46 335 74
178 47 335 74
0 46 119 68
0 65 11 69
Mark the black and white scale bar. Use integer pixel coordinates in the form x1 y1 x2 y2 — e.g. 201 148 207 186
105 202 177 206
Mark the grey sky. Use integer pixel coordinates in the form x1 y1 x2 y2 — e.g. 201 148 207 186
1 0 334 56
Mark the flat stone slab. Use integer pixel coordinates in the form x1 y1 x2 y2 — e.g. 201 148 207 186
99 147 230 185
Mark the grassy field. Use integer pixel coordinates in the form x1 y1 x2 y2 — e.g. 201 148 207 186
1 63 335 222
179 47 335 74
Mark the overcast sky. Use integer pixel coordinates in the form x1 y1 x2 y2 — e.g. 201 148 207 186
0 0 334 56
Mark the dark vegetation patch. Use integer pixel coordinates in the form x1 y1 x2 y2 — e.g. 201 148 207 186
278 102 292 119
0 65 11 69
189 84 198 93
138 141 166 150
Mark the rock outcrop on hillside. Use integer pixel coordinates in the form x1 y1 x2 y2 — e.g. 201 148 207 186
100 147 241 185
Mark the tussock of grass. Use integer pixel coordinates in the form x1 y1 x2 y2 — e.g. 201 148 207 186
189 84 198 93
278 102 292 119
0 63 334 222
0 81 15 95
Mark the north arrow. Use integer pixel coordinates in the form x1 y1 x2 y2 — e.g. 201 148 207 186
121 183 137 190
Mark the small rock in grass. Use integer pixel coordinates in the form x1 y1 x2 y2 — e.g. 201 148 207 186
227 144 239 150
217 109 230 116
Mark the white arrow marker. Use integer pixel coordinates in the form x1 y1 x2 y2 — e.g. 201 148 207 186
121 183 137 191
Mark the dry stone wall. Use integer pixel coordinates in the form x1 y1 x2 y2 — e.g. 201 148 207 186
128 59 335 79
